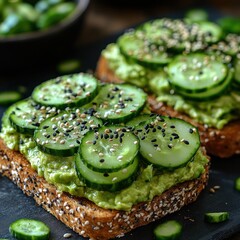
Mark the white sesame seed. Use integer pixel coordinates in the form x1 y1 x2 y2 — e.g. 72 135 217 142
63 233 72 238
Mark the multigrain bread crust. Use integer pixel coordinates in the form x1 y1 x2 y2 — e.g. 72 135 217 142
0 138 209 240
96 56 240 158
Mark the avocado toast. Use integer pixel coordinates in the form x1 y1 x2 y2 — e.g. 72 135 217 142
96 18 240 158
0 73 209 239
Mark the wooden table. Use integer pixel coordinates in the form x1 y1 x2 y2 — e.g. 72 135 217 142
79 2 240 239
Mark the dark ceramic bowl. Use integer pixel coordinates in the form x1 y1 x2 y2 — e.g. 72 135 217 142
0 0 89 72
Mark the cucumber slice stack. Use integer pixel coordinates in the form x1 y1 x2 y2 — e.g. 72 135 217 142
168 53 233 100
75 125 140 191
116 18 224 69
4 72 203 192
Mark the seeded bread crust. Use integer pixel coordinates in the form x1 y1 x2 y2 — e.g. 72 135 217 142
96 55 240 158
0 138 209 240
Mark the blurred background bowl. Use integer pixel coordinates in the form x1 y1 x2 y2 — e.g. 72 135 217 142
0 0 89 73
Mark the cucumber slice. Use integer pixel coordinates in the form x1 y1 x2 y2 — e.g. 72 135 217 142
175 69 233 100
197 21 223 43
141 19 191 52
135 115 200 168
168 53 228 93
34 110 103 157
154 220 182 240
118 32 172 67
9 98 59 135
204 212 229 223
32 73 98 109
141 19 172 46
75 154 139 192
9 218 50 240
83 83 147 123
79 125 139 172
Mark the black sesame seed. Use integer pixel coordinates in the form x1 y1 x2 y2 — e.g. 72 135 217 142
104 134 109 139
189 128 194 134
168 144 172 149
113 86 119 91
120 133 125 138
43 125 49 129
152 128 156 132
170 125 175 128
125 97 133 102
144 124 149 130
100 159 105 163
76 140 80 144
151 139 157 142
183 140 189 145
141 136 146 140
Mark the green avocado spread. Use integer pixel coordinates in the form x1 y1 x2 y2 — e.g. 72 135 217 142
103 44 240 129
1 116 208 211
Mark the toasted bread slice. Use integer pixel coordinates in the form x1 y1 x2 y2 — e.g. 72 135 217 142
0 138 209 240
96 56 240 158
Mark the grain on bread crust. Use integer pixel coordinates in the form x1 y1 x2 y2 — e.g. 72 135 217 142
0 138 209 240
96 56 240 158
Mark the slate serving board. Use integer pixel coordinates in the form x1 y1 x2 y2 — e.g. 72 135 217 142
0 12 240 239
